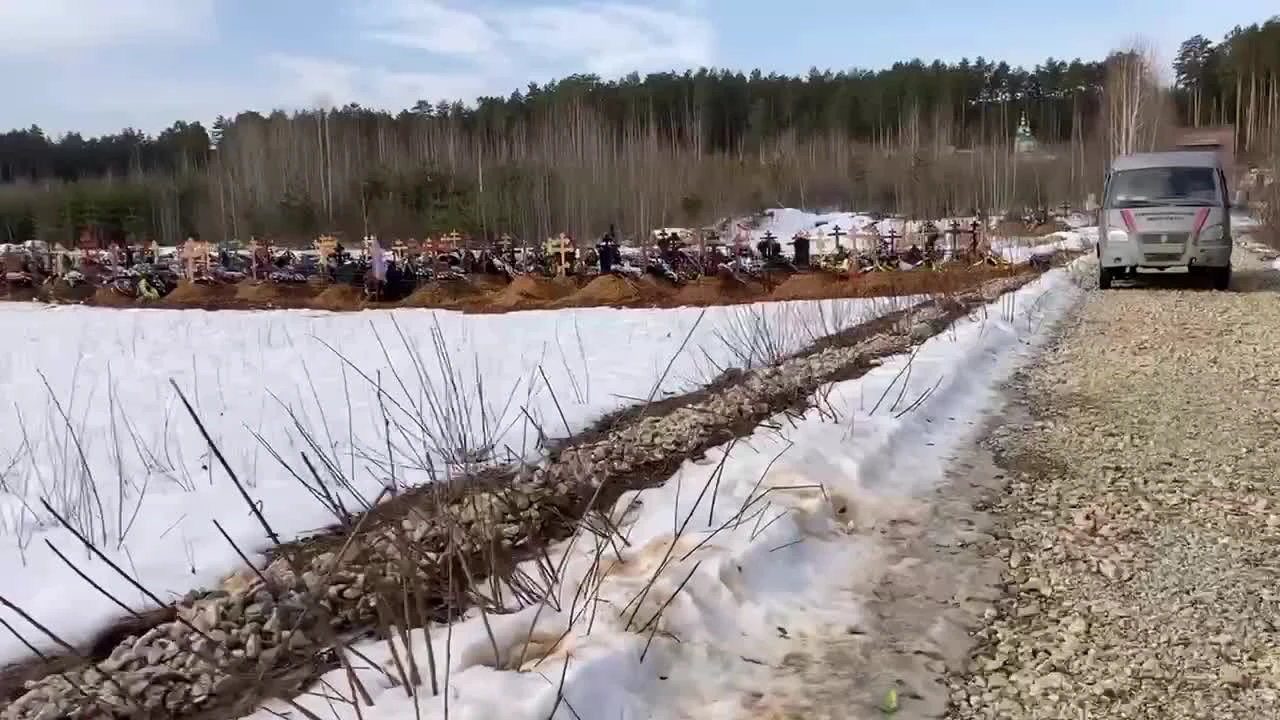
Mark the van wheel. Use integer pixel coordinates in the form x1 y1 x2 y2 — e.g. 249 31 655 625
1098 267 1113 289
1212 267 1231 291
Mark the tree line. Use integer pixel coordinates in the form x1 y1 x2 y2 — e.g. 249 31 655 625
0 18 1276 247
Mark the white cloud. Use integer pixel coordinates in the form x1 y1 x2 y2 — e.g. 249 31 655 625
0 0 715 135
267 0 715 112
508 4 713 75
0 0 216 55
360 0 500 58
360 0 714 72
264 55 494 112
268 55 364 109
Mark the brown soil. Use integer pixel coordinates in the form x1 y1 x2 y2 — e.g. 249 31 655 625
488 275 576 310
234 281 321 308
1 261 1057 314
768 271 847 301
48 281 97 304
90 287 137 307
671 274 767 306
157 281 239 309
552 274 645 307
399 277 489 308
468 274 510 293
310 284 366 311
636 274 680 301
2 285 40 303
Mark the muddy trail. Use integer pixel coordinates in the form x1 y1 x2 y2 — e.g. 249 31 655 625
4 264 1037 314
0 267 1059 720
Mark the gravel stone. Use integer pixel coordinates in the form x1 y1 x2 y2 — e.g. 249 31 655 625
949 249 1280 719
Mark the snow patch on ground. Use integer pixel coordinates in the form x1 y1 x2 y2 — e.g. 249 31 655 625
243 264 1087 720
0 297 917 663
992 227 1096 263
746 208 986 250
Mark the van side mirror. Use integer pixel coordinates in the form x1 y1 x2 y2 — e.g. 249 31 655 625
1232 190 1247 209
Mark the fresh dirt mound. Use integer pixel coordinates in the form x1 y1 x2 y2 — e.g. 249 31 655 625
768 272 847 301
553 274 644 308
670 274 767 307
158 281 238 308
48 280 96 304
90 287 136 307
400 277 488 308
636 274 679 301
488 275 575 309
311 284 366 311
469 274 510 293
2 285 40 303
234 280 320 307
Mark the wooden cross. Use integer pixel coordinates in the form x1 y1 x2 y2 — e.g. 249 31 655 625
315 235 338 270
248 237 263 279
546 234 573 276
181 237 205 280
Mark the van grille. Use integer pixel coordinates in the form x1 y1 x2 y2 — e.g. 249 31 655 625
1139 232 1189 246
1144 252 1183 263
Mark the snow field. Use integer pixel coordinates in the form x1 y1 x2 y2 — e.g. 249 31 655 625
0 293 917 662
242 261 1088 720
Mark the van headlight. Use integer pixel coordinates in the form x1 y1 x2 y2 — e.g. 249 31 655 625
1106 228 1130 243
1198 224 1227 245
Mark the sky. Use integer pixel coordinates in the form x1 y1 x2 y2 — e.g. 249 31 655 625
0 0 1274 137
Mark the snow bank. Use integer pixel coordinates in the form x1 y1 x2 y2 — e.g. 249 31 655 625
0 296 915 662
992 227 1097 263
244 264 1086 720
745 208 986 256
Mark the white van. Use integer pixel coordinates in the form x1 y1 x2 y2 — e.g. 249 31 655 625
1098 151 1241 290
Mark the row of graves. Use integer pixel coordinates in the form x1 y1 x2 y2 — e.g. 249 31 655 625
2 230 190 299
628 218 1004 285
795 219 1001 275
2 215 1018 302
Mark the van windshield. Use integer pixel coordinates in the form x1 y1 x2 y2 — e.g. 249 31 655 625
1107 166 1220 208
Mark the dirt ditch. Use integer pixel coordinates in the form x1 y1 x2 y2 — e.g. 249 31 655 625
0 266 1059 719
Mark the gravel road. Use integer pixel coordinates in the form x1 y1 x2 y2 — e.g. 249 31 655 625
949 248 1280 719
